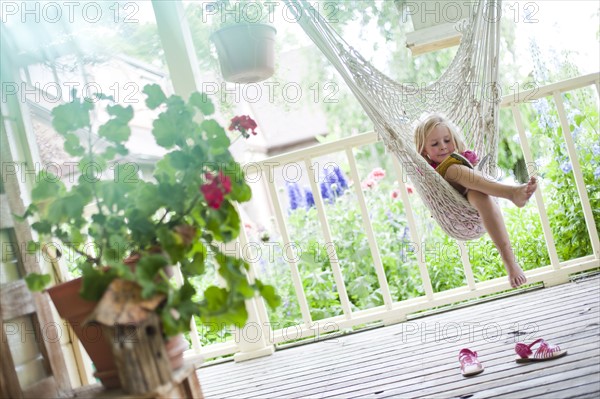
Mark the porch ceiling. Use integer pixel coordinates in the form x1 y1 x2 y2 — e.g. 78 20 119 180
197 274 600 398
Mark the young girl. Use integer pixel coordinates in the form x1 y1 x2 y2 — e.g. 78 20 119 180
414 113 537 288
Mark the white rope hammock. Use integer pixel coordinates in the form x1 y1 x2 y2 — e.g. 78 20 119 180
284 0 503 241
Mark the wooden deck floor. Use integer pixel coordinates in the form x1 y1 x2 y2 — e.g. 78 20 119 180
197 274 600 398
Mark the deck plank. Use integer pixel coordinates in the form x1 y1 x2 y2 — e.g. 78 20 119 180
197 275 600 398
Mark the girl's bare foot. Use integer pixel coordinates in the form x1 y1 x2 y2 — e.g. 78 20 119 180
507 264 527 288
512 177 537 208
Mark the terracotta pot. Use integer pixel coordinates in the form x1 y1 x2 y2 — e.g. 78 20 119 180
210 23 277 83
47 278 120 388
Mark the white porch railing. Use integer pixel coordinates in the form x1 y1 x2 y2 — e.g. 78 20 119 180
193 73 600 361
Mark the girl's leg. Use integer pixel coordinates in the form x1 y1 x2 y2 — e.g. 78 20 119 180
446 164 537 207
467 190 527 288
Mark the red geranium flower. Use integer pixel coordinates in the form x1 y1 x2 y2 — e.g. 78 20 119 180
229 115 258 138
200 171 233 209
219 171 232 194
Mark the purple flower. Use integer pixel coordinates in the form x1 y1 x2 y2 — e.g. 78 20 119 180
560 161 572 173
324 169 343 197
385 210 394 224
532 98 556 130
304 187 315 209
592 144 600 156
324 165 349 197
286 181 303 210
320 180 333 202
401 226 410 241
572 126 582 143
333 166 349 190
594 166 600 179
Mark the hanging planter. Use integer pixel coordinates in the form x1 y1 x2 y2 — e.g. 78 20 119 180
211 23 277 83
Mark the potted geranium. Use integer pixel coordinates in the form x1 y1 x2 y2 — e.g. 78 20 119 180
208 0 277 83
23 84 280 389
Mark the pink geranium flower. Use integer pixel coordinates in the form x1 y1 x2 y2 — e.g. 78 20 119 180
369 167 386 180
361 178 376 189
392 185 414 199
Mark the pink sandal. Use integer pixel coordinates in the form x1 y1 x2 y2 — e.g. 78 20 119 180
459 348 484 376
515 339 567 363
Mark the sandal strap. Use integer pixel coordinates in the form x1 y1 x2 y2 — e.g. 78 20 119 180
515 338 560 359
459 349 479 366
533 341 562 359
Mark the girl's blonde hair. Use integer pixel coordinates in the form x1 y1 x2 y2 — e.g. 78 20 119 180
414 113 466 159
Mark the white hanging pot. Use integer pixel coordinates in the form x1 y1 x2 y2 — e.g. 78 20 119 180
210 23 277 83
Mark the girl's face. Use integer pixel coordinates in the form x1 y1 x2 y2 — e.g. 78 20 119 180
424 125 455 164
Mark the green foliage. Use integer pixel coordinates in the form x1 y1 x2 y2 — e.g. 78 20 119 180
242 96 598 332
24 85 280 336
521 91 600 260
25 273 52 292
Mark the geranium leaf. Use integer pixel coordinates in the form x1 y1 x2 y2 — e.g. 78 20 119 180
182 250 206 276
189 92 215 116
63 133 85 156
51 100 93 134
80 263 118 301
143 84 167 109
25 273 51 292
107 104 134 122
255 279 282 309
135 254 169 285
31 172 65 201
98 119 131 143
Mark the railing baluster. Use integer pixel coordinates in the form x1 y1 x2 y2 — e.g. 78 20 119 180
552 92 600 259
263 166 313 327
234 203 272 340
303 157 353 319
457 241 477 290
391 156 435 301
196 75 600 359
511 105 561 269
229 207 275 361
345 148 393 310
170 266 204 357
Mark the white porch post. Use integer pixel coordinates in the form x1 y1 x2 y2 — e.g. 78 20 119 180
233 298 276 362
151 0 206 361
151 0 203 99
151 1 274 361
